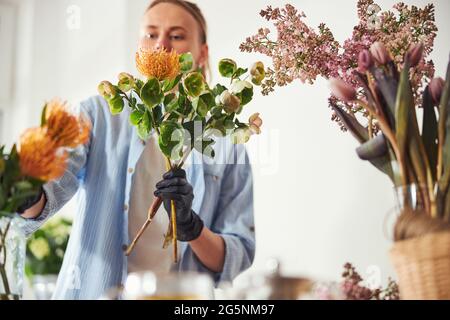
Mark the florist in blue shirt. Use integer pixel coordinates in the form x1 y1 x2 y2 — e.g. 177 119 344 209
18 0 255 299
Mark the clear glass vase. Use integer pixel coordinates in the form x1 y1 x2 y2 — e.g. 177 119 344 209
0 216 26 300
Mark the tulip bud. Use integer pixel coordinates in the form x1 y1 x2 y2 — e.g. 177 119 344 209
250 61 265 85
406 43 424 67
358 50 373 73
370 42 391 65
428 77 445 105
98 81 117 100
220 90 241 113
329 78 357 102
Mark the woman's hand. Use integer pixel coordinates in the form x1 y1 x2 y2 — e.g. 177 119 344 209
154 168 204 241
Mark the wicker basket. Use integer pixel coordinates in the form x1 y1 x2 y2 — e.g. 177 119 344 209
389 231 450 299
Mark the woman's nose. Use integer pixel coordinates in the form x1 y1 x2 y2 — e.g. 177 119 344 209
155 35 171 51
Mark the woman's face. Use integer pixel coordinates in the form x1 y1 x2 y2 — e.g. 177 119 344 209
140 3 208 69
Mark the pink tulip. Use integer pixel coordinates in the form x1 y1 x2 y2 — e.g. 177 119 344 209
358 50 373 73
370 42 391 65
406 43 424 67
428 77 445 105
329 78 357 102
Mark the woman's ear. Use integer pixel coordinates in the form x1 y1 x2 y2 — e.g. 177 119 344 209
198 43 209 69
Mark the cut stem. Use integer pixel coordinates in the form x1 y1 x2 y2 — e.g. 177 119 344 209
125 197 163 256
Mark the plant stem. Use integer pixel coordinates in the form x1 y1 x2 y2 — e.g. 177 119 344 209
165 158 178 263
125 197 163 256
0 220 12 299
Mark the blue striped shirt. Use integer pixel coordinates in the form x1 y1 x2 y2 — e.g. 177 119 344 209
18 95 255 300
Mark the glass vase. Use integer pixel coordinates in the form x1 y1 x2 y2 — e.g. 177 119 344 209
0 216 26 300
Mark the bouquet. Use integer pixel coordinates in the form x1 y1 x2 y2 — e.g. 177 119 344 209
241 1 450 228
98 48 265 261
0 99 90 299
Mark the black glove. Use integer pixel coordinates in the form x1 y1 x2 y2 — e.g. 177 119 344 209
154 168 204 241
17 187 44 214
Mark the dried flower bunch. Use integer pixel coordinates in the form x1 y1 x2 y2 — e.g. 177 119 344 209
240 0 437 131
99 49 265 260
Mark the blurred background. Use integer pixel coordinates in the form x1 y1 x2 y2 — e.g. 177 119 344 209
1 0 449 290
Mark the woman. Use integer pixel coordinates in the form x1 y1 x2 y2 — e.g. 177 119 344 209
18 0 255 299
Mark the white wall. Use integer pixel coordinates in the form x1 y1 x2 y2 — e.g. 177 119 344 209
3 0 450 288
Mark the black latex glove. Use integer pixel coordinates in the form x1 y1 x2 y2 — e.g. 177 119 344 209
17 187 44 214
154 168 204 241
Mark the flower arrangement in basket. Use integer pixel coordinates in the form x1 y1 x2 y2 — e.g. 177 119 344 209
241 0 450 299
0 99 90 299
98 48 265 261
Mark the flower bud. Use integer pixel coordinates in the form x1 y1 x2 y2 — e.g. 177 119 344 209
329 78 357 102
248 113 263 135
220 90 241 113
98 81 116 100
406 43 424 67
358 50 373 73
250 61 265 85
370 42 391 65
118 72 135 92
428 77 445 105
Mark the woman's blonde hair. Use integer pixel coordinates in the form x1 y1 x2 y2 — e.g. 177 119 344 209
146 0 210 79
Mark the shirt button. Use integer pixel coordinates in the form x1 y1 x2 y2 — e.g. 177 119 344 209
122 244 128 251
128 168 134 174
124 204 129 211
213 175 219 181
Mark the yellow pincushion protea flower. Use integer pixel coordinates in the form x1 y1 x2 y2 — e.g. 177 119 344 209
18 127 68 181
135 48 180 81
45 98 91 148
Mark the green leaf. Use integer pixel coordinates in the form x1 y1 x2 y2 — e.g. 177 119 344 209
108 95 124 115
192 97 208 118
163 93 177 112
218 58 237 78
232 67 247 79
183 72 205 97
421 87 438 181
162 74 182 93
236 86 253 107
212 84 227 97
41 103 48 126
356 134 387 160
194 139 215 158
330 104 368 143
130 110 143 126
439 59 450 190
141 77 164 109
179 53 194 72
137 110 152 140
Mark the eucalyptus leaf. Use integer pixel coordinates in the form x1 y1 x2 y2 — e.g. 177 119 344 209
141 77 164 109
422 87 438 180
179 53 194 72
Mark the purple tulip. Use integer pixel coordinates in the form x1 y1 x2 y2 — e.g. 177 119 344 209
428 77 445 105
330 78 357 102
406 43 424 67
358 50 374 73
370 42 391 65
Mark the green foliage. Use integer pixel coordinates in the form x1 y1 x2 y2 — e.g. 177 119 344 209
25 216 72 277
99 52 264 169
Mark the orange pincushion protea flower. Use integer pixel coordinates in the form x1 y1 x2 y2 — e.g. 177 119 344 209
45 98 91 148
18 127 68 181
135 48 180 81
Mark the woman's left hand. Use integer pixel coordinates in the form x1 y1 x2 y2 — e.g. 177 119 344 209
154 168 204 241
